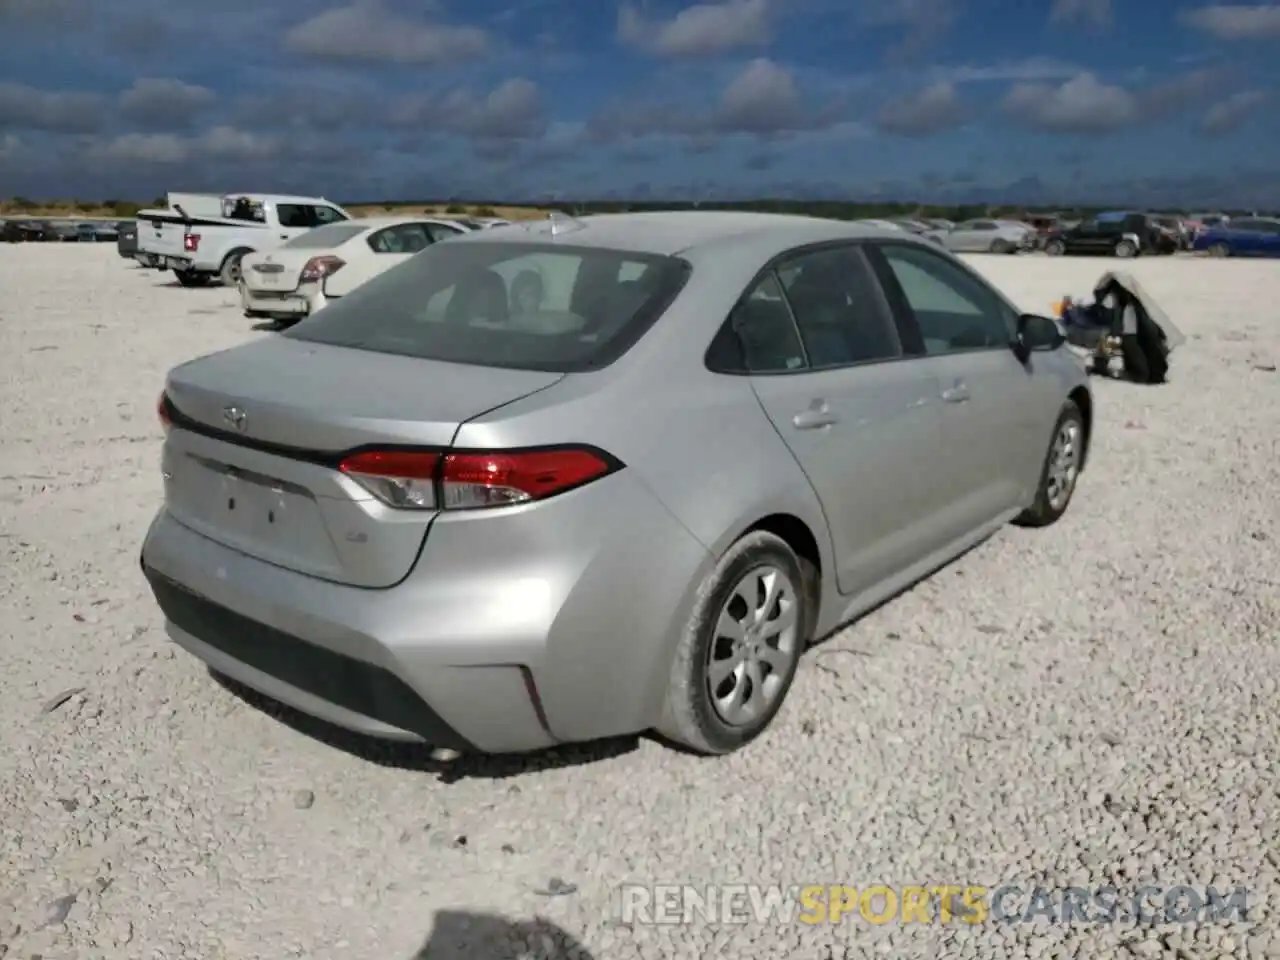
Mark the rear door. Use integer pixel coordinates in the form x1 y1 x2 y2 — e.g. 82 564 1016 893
946 221 980 252
868 241 1052 542
323 222 434 298
738 244 945 597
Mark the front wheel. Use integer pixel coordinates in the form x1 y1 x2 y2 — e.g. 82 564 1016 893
1114 239 1137 258
1044 239 1066 256
1014 401 1085 529
990 238 1013 254
657 531 812 755
1208 242 1230 258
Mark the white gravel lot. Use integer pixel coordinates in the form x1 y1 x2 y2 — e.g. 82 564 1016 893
2 244 1279 960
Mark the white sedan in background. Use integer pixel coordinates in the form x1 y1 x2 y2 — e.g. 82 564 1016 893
238 216 475 326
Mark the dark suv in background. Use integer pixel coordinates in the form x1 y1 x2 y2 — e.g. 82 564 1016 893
1042 212 1176 258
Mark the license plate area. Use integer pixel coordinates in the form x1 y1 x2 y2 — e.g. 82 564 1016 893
166 453 343 574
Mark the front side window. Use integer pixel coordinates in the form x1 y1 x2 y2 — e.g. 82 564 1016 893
876 243 1013 356
285 241 689 373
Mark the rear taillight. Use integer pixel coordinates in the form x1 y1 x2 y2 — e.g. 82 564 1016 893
338 450 439 510
337 446 618 511
183 233 199 252
158 392 171 433
300 255 344 283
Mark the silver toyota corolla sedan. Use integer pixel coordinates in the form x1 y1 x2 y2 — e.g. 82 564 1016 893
141 211 1093 757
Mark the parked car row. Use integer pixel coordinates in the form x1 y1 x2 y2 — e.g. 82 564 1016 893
124 191 512 323
853 209 1280 259
2 219 124 242
140 209 1094 758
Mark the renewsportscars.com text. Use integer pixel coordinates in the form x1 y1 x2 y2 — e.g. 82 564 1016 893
618 884 1251 926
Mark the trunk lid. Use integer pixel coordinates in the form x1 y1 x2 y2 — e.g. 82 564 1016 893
162 336 564 587
242 249 315 293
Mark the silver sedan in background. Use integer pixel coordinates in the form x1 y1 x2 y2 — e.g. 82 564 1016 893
141 212 1092 757
927 218 1036 254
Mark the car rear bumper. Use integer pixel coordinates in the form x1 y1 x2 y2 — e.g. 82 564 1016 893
139 471 711 753
239 280 318 316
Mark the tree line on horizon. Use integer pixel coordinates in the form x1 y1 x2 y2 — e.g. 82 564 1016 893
3 195 1272 220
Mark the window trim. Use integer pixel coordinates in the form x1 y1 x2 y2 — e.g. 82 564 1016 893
866 240 1020 359
703 239 923 377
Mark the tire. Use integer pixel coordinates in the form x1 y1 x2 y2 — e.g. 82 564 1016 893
1044 239 1066 257
1208 242 1230 258
1114 239 1137 258
174 270 210 288
1014 401 1085 529
657 531 814 755
220 249 250 287
1087 355 1110 377
990 238 1013 254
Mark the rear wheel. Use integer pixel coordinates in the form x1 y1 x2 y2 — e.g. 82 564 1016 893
1044 239 1066 256
990 238 1013 254
220 249 250 287
1014 402 1085 528
1114 239 1137 258
657 531 812 755
1208 242 1230 258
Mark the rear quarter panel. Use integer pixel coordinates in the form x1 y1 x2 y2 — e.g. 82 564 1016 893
451 249 839 724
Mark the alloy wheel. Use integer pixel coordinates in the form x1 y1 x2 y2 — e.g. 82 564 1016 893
706 565 800 727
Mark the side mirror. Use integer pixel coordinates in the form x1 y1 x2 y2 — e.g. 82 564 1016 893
1014 313 1066 361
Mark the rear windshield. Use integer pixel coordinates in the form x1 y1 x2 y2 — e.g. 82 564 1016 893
284 240 691 373
282 223 369 249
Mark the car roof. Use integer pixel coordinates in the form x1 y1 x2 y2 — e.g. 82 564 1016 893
344 215 465 230
450 210 922 259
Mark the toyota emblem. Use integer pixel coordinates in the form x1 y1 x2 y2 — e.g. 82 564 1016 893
223 406 247 432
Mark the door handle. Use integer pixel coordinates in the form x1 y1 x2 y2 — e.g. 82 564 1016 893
941 381 970 403
280 234 290 239
793 402 838 429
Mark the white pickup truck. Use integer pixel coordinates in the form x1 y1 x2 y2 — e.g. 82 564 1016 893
135 193 351 288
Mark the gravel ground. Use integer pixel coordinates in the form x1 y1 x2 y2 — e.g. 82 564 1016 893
2 245 1278 960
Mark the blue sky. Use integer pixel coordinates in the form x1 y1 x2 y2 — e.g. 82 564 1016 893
1 0 1277 205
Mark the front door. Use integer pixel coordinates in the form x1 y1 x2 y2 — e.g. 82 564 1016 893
741 246 944 597
869 242 1050 543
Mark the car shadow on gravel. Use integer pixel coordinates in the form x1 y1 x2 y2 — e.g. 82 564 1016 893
209 670 640 782
410 910 595 958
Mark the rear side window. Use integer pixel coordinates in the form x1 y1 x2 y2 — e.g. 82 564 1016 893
285 240 690 373
282 223 369 249
777 247 901 367
425 222 465 242
367 224 432 253
707 274 806 374
276 204 313 228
